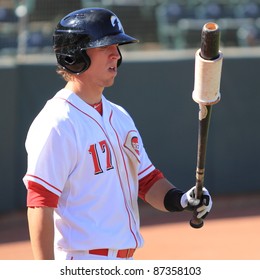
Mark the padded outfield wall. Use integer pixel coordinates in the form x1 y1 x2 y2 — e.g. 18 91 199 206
1 49 260 213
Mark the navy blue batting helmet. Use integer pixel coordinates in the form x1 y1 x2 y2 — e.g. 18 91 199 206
53 8 138 74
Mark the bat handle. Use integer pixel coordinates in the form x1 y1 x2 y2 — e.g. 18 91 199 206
190 165 205 229
190 192 204 228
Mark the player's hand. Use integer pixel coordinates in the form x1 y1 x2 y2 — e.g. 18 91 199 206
180 186 212 219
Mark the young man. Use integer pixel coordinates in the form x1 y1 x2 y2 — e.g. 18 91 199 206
23 7 212 260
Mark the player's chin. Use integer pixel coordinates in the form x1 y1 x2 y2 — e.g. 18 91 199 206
104 78 116 88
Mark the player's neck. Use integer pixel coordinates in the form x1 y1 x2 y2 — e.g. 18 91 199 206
65 80 103 105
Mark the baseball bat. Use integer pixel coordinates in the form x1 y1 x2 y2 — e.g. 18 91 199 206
190 22 222 228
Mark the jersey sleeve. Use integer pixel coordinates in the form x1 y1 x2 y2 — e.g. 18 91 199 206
27 181 59 208
23 105 77 196
136 129 157 179
138 169 165 201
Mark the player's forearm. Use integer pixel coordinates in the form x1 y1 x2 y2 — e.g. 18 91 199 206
144 178 176 211
27 207 55 260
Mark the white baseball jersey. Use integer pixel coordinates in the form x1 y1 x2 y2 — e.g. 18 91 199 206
23 88 155 252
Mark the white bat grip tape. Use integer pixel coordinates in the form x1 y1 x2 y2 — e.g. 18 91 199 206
192 49 223 105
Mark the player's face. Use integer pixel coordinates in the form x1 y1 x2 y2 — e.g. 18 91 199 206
85 45 121 88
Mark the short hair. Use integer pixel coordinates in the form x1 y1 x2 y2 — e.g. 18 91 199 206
56 65 74 82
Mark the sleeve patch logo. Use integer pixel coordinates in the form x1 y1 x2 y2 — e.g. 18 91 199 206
124 130 140 162
131 136 139 155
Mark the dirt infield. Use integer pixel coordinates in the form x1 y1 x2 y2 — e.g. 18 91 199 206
0 194 259 260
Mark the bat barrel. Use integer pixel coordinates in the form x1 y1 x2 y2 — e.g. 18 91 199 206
200 22 220 60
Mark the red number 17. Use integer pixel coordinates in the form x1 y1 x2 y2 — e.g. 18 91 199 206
88 140 114 175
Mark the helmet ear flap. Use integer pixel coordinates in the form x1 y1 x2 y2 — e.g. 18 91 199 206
56 50 91 74
117 47 122 67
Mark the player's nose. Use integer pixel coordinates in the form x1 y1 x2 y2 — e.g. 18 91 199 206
110 45 121 60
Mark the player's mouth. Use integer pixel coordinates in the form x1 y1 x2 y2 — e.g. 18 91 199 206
109 66 117 72
108 66 117 77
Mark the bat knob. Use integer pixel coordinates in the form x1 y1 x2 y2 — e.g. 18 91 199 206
190 217 204 229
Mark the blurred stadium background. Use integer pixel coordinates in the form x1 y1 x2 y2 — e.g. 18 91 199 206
2 0 260 56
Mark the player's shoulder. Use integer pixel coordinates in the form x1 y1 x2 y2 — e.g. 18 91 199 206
30 89 73 128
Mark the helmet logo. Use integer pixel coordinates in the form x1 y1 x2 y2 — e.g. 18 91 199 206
110 15 123 31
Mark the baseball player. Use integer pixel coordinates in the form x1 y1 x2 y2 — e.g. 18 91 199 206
23 7 212 260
